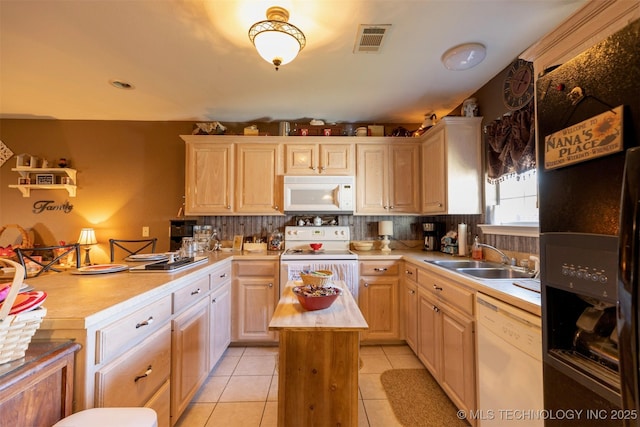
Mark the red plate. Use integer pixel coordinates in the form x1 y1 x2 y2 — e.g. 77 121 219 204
0 291 47 315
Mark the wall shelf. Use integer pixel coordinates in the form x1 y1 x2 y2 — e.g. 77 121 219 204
9 167 77 197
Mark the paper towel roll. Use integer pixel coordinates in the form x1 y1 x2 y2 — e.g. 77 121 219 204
458 223 467 256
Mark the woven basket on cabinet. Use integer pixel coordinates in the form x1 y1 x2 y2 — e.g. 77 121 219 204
0 259 46 364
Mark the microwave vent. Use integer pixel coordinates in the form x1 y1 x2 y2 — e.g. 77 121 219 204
353 24 391 54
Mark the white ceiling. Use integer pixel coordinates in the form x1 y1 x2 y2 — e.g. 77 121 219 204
0 0 588 124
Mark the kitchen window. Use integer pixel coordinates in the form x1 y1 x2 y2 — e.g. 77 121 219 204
482 171 539 237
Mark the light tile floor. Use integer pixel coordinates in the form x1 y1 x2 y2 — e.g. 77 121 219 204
175 344 426 427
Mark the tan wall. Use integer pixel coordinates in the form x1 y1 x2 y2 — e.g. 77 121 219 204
0 119 192 264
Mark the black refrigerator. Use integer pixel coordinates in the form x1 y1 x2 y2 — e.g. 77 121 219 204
537 18 640 427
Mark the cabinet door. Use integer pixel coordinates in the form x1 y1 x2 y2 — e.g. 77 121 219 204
171 297 209 420
417 288 441 377
319 143 354 175
389 144 421 213
441 307 476 415
209 281 231 370
185 142 233 214
421 127 447 214
402 269 418 353
232 276 277 342
356 144 389 213
284 143 317 175
359 276 400 341
236 143 282 214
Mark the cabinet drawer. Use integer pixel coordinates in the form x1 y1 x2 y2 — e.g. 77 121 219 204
360 261 399 276
211 262 232 289
417 271 474 316
95 323 171 408
96 295 172 364
233 260 277 276
402 264 418 282
173 275 210 314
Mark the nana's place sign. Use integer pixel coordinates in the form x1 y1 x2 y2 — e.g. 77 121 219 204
32 200 74 214
544 105 623 170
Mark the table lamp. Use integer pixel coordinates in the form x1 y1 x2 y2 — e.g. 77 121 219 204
77 228 97 266
378 221 393 253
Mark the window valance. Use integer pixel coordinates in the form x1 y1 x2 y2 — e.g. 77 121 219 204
485 102 536 183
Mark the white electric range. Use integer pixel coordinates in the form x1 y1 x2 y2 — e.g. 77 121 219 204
279 226 358 298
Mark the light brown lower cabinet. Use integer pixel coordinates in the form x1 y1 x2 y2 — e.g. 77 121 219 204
232 260 279 343
416 269 476 426
171 297 210 425
359 260 401 342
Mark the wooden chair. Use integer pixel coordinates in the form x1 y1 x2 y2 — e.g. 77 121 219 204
15 243 81 278
109 238 157 262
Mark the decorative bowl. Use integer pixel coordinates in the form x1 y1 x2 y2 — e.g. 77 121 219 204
309 243 323 251
353 241 374 251
293 285 342 311
300 270 333 287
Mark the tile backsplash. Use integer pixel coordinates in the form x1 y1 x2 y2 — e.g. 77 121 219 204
196 214 539 255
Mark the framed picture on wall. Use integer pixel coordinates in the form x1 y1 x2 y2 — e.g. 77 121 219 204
35 174 54 185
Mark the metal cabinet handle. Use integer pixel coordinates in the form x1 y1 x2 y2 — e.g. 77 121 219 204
134 365 152 382
405 270 413 275
374 267 388 272
191 288 201 295
309 166 316 171
135 316 154 329
268 283 273 288
364 283 369 288
274 205 279 210
409 290 416 295
433 285 443 291
212 298 217 303
227 205 231 209
320 166 326 171
433 306 440 313
219 273 228 278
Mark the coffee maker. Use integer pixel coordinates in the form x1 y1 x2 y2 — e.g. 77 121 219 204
423 223 440 251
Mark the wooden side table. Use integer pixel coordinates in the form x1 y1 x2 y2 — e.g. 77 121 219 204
0 340 80 426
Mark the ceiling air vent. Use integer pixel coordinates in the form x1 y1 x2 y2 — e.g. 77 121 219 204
353 24 391 54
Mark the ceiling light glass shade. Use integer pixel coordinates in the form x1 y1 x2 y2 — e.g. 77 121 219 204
441 43 486 71
249 6 306 70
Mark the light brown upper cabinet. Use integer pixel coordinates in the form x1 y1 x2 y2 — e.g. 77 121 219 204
356 141 420 214
284 140 354 175
184 139 234 215
182 136 284 215
420 117 483 215
235 142 283 214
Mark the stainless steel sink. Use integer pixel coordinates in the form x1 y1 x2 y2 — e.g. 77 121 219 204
455 267 535 279
428 260 500 269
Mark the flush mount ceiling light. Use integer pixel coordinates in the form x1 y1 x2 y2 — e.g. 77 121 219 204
248 6 306 71
441 42 486 71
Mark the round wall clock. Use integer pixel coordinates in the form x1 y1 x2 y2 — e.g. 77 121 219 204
503 59 534 110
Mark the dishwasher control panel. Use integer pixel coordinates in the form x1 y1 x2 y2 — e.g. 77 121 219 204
477 294 542 361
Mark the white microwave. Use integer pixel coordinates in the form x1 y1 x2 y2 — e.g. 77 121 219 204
283 176 355 213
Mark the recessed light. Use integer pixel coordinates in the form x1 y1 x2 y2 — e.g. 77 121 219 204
109 79 135 90
441 43 486 71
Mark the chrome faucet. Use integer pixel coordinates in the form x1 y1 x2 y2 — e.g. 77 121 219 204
477 243 511 265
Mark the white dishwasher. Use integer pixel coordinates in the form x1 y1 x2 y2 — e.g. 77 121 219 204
476 293 543 427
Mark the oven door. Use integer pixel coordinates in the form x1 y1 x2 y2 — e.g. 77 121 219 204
279 259 358 298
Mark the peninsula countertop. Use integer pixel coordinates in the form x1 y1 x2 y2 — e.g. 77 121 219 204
269 280 368 332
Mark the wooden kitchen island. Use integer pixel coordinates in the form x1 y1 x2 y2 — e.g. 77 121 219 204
269 281 368 427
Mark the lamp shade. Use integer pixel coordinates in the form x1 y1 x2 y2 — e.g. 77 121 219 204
378 221 393 236
77 228 97 245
